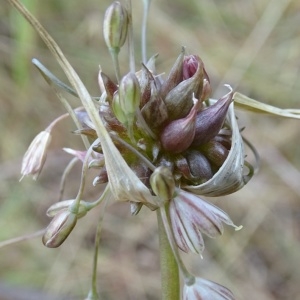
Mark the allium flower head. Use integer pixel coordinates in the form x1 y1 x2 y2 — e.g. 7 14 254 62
13 0 267 298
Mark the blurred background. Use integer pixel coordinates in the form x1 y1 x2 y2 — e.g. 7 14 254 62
1 0 300 299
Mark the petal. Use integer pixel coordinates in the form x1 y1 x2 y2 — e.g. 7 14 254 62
183 277 235 300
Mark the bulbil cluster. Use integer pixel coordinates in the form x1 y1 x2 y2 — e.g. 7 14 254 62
81 50 234 192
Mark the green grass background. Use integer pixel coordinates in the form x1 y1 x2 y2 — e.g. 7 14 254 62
1 0 300 299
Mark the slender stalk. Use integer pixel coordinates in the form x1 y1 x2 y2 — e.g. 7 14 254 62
0 229 45 248
86 189 110 300
141 0 151 64
156 205 180 300
109 48 121 83
126 0 135 73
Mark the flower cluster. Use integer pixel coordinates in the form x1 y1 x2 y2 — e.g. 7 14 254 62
19 1 256 299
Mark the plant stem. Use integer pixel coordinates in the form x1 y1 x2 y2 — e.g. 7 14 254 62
156 206 180 300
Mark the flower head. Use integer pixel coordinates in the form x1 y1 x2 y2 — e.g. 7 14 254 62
20 130 52 180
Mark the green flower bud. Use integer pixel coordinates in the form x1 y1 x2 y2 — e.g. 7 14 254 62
119 72 141 122
112 91 127 124
46 200 88 219
103 1 128 53
150 166 175 205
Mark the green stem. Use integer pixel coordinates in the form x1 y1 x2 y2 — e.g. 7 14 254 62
156 206 180 300
86 189 110 300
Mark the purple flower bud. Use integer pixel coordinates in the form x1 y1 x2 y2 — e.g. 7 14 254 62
183 277 235 300
183 55 199 80
20 130 52 180
211 134 232 150
185 150 213 184
98 70 118 102
42 209 77 248
136 64 154 107
199 140 229 167
164 55 204 120
160 48 185 99
141 84 169 134
160 99 199 153
192 86 233 146
169 189 240 254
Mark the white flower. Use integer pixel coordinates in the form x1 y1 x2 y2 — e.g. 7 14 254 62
183 277 235 300
20 130 51 180
169 189 241 254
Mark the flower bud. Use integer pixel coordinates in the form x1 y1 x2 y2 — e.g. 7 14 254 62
200 78 212 102
185 150 213 184
160 98 199 153
93 167 108 186
211 133 232 150
138 64 154 107
98 70 118 103
192 85 233 146
119 72 141 123
141 84 169 134
42 209 77 248
20 130 52 180
112 91 127 124
160 48 185 99
164 55 204 120
46 200 88 219
199 140 229 167
103 1 128 53
130 201 143 215
99 103 127 134
150 166 175 204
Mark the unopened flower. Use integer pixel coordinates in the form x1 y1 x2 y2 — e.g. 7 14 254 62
42 209 77 248
160 98 199 153
46 200 89 219
150 166 175 205
103 1 129 53
118 72 141 129
169 189 241 254
192 85 233 146
20 130 52 180
183 277 235 300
